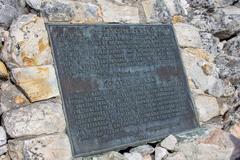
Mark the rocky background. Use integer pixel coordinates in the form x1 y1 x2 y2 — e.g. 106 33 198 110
0 0 240 159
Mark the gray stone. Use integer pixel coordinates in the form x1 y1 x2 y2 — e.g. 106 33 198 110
0 0 25 28
142 0 171 23
190 10 223 35
142 0 188 23
0 81 30 114
187 0 214 9
130 145 154 156
174 23 202 48
224 34 240 57
215 0 237 7
41 0 103 23
124 152 143 160
2 101 66 138
155 147 168 160
8 133 72 160
215 54 240 85
0 127 6 146
200 32 223 57
160 135 178 151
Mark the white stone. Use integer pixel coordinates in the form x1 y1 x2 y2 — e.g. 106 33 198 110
124 152 143 160
155 147 168 160
130 145 154 156
160 135 177 151
2 101 65 138
11 65 59 102
165 152 186 160
26 0 42 10
174 23 202 48
97 0 139 23
0 127 6 146
0 145 7 156
8 14 53 68
8 133 72 160
194 94 220 122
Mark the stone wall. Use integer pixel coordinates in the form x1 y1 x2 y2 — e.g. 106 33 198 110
0 0 240 160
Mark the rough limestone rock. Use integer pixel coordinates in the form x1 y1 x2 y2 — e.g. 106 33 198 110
165 152 186 160
191 9 240 40
130 145 154 157
76 151 127 160
2 101 65 138
124 152 143 160
155 147 168 160
0 145 7 156
194 94 220 122
141 0 171 23
11 65 59 102
224 34 240 57
215 0 238 7
0 61 8 79
97 0 139 23
160 135 178 151
41 0 103 23
181 49 234 97
215 54 240 85
0 81 30 114
177 129 240 160
230 122 240 139
200 32 223 57
174 23 202 48
8 133 72 160
187 0 214 8
0 0 24 28
190 11 223 35
5 14 52 68
0 127 6 147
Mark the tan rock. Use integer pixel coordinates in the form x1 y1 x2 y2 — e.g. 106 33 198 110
0 61 8 79
172 15 185 24
184 48 213 62
8 133 72 160
41 1 103 23
97 0 139 23
9 14 53 68
230 122 240 139
11 65 59 102
194 94 220 122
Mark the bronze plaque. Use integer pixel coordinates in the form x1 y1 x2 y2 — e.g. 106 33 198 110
47 24 198 157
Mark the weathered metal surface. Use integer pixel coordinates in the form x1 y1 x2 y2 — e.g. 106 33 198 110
47 24 198 157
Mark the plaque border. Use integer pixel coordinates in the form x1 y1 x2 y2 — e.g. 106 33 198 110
46 23 200 158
